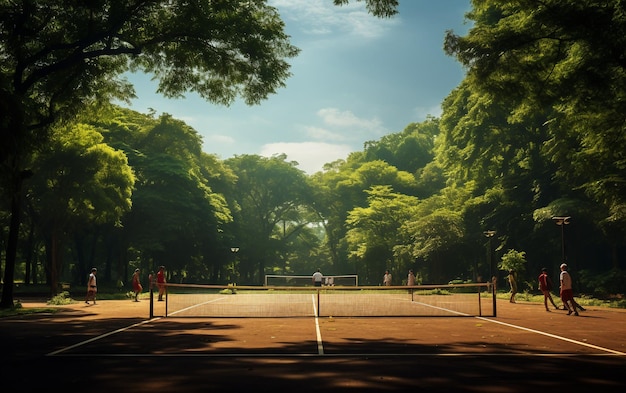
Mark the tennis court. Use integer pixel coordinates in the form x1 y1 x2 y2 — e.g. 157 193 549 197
2 287 626 392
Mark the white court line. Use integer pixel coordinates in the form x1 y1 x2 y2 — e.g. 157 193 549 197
47 300 626 357
46 296 230 356
412 300 626 356
166 296 230 317
410 301 471 316
475 315 626 356
312 293 324 355
46 318 160 356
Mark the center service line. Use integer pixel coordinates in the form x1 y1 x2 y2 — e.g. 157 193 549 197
312 293 324 355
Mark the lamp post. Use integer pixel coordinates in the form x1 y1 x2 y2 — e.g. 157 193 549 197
230 247 239 287
483 230 497 317
483 230 496 280
551 216 571 264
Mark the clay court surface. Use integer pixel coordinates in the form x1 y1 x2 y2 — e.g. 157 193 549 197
2 297 626 392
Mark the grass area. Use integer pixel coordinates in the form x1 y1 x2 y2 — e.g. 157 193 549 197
496 290 626 309
0 302 61 318
0 285 146 318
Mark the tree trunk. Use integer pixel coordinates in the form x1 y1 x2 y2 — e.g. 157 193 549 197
0 175 23 308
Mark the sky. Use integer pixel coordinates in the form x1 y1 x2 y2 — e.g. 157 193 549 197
124 0 472 174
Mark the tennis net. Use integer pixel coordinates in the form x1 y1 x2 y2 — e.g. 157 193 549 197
154 282 496 318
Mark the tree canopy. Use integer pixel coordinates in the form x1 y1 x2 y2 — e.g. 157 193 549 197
0 0 400 306
2 0 626 305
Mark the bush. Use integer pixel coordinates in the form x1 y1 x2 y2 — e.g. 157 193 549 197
47 291 74 305
578 269 626 299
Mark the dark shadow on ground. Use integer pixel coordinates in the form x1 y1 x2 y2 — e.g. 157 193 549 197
2 311 625 392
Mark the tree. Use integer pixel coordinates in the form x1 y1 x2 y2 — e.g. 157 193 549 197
345 185 419 284
26 121 134 293
225 154 314 284
0 0 299 307
443 0 626 271
311 159 418 275
0 0 400 307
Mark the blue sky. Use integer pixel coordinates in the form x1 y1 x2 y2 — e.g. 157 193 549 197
124 0 471 174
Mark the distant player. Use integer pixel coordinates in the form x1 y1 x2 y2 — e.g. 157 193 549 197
312 268 323 287
383 270 392 286
85 268 97 304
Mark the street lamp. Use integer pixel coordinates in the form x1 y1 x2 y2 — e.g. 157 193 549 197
483 230 496 281
229 247 240 291
483 230 497 317
551 216 571 264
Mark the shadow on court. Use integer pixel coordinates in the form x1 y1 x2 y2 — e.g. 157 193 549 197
2 300 626 392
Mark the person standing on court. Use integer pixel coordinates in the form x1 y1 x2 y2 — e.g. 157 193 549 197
85 268 97 304
132 268 142 302
312 268 323 287
538 267 559 311
561 264 586 312
407 269 416 286
559 263 578 316
507 269 517 303
383 270 392 286
157 265 167 301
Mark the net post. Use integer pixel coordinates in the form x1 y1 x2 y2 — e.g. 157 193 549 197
149 287 154 319
492 277 497 317
478 284 482 316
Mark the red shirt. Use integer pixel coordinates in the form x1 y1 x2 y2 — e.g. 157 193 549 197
538 272 551 291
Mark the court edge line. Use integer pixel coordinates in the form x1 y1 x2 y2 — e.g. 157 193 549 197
475 316 626 356
46 301 625 357
46 314 626 358
418 300 626 356
45 294 231 356
46 317 161 356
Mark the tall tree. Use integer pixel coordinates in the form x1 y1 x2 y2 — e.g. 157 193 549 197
345 185 419 284
0 0 401 306
27 121 134 293
0 0 299 307
311 159 418 274
443 0 626 270
225 154 314 284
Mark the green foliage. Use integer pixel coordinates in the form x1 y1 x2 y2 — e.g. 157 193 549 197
0 0 304 307
2 0 625 308
498 250 527 277
578 269 626 299
220 286 237 295
0 301 63 318
333 0 399 18
225 154 317 283
47 291 74 306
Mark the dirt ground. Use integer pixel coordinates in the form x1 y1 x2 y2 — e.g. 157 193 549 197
2 297 625 392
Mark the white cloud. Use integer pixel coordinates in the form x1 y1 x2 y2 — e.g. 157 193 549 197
260 141 353 174
318 108 379 128
305 125 346 142
413 103 443 120
205 134 235 144
270 0 398 39
316 107 387 139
